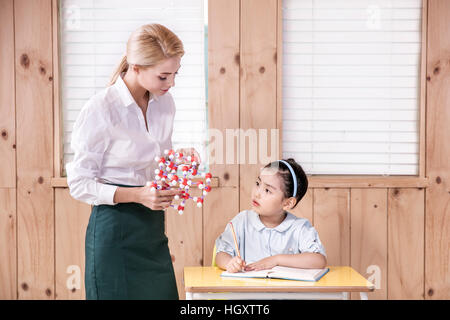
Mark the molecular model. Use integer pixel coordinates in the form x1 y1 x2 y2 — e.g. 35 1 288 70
145 149 212 215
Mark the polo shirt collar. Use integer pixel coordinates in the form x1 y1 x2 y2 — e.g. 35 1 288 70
248 210 296 233
114 73 159 108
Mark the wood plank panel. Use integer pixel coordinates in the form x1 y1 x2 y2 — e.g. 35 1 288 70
276 0 283 158
208 0 240 187
0 188 16 299
166 197 203 300
55 188 90 300
239 0 278 211
203 186 239 267
15 0 54 299
425 0 450 300
0 0 16 188
290 188 313 224
0 0 17 299
388 188 424 300
350 189 387 300
313 188 350 266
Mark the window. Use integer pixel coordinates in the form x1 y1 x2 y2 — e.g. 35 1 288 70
59 0 207 175
282 0 423 175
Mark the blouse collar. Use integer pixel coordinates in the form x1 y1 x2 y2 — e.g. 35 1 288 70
114 73 158 108
248 209 296 233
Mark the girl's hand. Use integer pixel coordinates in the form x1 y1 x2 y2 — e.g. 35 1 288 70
136 186 183 211
176 148 201 165
225 256 246 273
245 256 278 271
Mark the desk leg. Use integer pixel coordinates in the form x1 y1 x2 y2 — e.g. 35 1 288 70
360 292 368 300
185 292 193 300
342 292 349 300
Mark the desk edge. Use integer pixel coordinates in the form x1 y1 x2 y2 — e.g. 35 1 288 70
185 285 375 293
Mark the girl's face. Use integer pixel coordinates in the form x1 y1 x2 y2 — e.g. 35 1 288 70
251 168 292 218
136 56 181 96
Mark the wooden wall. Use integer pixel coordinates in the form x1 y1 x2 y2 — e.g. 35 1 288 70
0 0 448 300
0 0 16 300
425 0 450 300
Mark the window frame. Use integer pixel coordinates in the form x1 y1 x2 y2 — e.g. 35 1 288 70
51 0 217 188
276 0 429 188
51 0 429 189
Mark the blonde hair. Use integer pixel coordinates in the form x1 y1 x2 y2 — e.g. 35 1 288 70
109 24 185 86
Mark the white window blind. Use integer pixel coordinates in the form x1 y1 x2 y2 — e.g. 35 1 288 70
60 0 207 175
282 0 422 175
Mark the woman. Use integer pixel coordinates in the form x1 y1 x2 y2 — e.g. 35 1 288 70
66 24 200 300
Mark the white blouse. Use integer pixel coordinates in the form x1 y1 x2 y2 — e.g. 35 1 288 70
66 74 175 206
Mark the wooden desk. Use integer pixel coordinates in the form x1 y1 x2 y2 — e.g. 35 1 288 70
184 266 374 300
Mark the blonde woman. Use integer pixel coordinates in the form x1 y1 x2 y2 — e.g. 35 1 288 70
66 24 200 300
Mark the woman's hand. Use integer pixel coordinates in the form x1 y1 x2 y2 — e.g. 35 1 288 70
136 186 183 210
245 256 278 271
225 256 246 273
176 147 201 164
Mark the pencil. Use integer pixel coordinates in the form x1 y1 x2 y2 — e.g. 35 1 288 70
229 222 241 259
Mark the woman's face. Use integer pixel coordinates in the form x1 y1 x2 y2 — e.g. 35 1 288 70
137 56 181 96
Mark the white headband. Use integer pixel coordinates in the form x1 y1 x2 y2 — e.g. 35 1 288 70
278 160 297 198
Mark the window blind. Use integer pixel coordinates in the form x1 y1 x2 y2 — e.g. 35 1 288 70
282 0 422 175
60 0 207 175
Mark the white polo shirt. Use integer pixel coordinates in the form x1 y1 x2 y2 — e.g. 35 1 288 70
66 74 175 206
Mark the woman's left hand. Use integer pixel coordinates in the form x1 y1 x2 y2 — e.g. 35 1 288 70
245 256 279 271
175 147 201 164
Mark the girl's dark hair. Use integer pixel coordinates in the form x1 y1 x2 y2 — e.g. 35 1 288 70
264 158 308 209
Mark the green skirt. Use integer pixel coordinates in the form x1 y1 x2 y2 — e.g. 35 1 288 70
85 185 178 300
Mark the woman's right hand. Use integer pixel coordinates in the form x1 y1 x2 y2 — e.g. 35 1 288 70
225 256 246 273
137 186 183 210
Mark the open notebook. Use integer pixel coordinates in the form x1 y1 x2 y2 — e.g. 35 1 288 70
221 266 330 282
